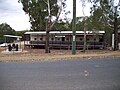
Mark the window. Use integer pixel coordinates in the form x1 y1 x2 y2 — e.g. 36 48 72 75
66 38 69 41
80 38 83 41
34 38 37 40
87 38 90 41
40 38 43 41
94 38 96 41
51 38 54 41
57 38 60 41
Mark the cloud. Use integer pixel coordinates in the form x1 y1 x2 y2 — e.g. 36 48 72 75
0 0 91 31
64 0 91 20
0 0 30 31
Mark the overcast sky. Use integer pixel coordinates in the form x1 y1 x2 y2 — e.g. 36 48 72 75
0 0 30 31
0 0 91 31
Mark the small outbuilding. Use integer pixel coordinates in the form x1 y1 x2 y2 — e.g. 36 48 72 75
3 35 22 52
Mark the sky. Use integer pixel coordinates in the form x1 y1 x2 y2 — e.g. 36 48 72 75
0 0 30 31
65 0 91 18
0 0 91 31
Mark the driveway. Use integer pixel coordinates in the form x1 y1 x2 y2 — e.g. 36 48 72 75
0 58 120 90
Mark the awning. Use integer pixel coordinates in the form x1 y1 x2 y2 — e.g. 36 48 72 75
55 36 65 37
4 35 22 38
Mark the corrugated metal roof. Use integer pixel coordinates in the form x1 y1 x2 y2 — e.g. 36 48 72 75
24 32 46 34
24 31 105 35
4 35 22 38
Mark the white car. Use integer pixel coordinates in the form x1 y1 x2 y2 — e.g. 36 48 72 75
0 43 8 47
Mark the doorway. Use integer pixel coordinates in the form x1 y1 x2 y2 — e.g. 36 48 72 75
62 37 65 41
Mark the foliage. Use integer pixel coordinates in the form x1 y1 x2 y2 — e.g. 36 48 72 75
0 23 16 43
88 0 120 50
19 0 47 31
89 0 120 30
15 30 29 37
18 0 66 31
51 21 70 31
18 0 67 53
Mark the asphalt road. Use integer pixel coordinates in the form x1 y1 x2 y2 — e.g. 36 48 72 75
0 58 120 90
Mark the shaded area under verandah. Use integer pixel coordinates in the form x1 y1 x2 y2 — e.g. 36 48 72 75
24 31 106 50
3 35 23 52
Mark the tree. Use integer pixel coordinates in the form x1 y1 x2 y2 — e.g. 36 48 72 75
15 30 29 37
88 11 113 46
19 0 66 53
51 21 70 31
0 23 16 43
89 0 120 50
80 0 88 52
19 0 47 31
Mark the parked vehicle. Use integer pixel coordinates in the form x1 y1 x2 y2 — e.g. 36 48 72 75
0 43 8 47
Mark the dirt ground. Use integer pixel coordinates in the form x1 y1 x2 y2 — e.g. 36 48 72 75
0 47 120 62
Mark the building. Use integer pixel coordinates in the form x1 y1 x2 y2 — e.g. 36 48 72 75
24 31 105 50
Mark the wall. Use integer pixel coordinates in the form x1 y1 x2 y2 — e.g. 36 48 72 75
30 34 101 42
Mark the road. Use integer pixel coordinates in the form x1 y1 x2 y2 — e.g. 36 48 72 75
0 58 120 90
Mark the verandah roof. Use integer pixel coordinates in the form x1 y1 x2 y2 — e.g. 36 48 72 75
24 31 105 35
4 35 22 38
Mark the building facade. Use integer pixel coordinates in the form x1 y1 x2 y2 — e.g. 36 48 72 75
24 31 105 50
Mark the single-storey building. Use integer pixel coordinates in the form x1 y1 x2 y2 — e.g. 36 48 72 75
24 31 106 50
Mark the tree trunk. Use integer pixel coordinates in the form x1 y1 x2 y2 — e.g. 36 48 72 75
45 0 63 53
83 20 87 52
45 30 50 53
83 31 86 52
45 17 51 53
45 0 51 53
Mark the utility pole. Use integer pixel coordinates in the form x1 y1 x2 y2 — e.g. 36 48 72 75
72 0 76 55
113 6 118 51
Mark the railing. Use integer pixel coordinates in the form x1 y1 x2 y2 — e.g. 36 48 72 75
25 41 105 49
30 41 46 45
29 41 104 45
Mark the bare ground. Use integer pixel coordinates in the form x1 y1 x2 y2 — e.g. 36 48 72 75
0 47 120 62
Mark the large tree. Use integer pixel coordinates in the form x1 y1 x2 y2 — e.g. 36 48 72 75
51 21 70 31
19 0 58 31
19 0 66 53
0 23 15 43
89 0 120 50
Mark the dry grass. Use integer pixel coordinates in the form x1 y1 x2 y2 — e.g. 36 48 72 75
0 47 120 62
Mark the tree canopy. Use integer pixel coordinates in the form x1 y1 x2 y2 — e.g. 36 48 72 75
88 0 120 50
89 0 120 29
0 23 16 43
18 0 66 31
